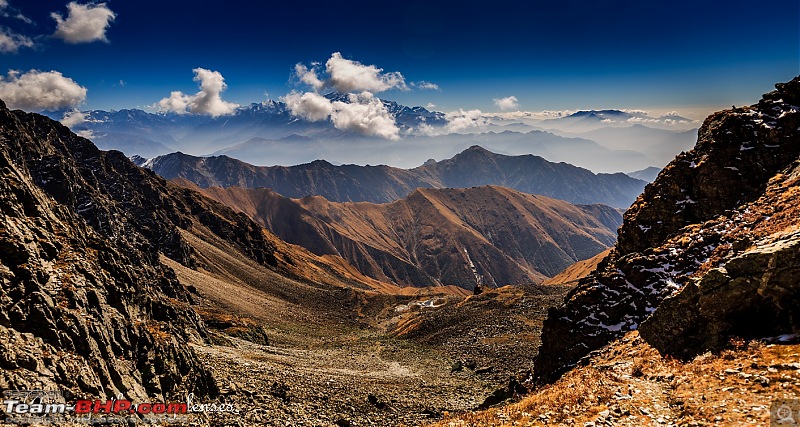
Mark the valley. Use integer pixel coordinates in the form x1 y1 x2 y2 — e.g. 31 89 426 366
0 19 798 425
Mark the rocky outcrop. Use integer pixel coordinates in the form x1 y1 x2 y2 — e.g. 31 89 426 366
0 97 348 400
534 77 800 383
0 102 217 399
640 213 800 359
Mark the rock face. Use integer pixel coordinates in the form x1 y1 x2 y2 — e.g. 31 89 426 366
190 184 622 289
0 100 323 399
0 102 218 399
533 77 800 383
641 229 800 359
140 145 646 208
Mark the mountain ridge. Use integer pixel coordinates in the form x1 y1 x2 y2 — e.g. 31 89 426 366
138 145 647 208
186 183 623 289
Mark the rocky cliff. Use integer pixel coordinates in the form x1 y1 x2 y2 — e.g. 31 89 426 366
0 100 219 399
0 98 387 401
534 77 800 383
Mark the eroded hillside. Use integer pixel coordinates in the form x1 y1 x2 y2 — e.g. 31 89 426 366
184 184 622 289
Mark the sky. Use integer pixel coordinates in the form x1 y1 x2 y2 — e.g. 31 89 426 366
0 0 798 116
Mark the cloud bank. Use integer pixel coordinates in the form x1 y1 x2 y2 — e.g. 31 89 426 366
157 68 239 117
52 2 116 44
444 109 488 133
0 69 87 111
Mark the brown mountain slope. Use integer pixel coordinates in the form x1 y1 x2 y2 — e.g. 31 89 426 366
185 183 622 289
542 248 610 285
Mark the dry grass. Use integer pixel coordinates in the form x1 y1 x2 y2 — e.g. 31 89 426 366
426 332 800 427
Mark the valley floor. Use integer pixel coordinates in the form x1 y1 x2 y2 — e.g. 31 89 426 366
159 230 570 426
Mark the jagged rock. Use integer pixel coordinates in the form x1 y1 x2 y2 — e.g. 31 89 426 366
534 76 800 384
0 99 291 400
640 230 800 358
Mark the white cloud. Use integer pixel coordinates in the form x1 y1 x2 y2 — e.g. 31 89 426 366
76 129 94 139
156 68 239 117
620 108 650 116
285 53 430 139
294 63 325 91
493 95 519 111
412 81 440 91
0 27 33 53
283 90 400 140
444 109 488 133
51 2 116 44
330 92 400 140
325 52 407 93
282 91 333 122
60 109 86 127
0 69 87 111
426 103 436 109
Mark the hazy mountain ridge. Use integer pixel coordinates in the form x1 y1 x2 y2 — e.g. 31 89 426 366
186 184 623 289
138 145 647 208
50 100 695 173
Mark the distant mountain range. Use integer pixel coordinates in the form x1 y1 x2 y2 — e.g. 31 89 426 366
185 184 623 288
48 96 698 173
50 95 445 157
134 145 647 208
540 109 694 132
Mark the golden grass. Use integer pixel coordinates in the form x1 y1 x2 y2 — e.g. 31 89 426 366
426 333 800 427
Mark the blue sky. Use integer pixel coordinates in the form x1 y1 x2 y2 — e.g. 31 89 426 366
1 0 798 114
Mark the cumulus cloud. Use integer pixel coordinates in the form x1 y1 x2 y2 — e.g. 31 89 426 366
282 91 333 122
0 27 33 53
294 63 325 91
326 52 407 93
330 92 400 140
412 81 440 91
493 95 519 111
294 52 408 94
426 103 436 109
0 69 87 111
283 90 399 140
444 109 488 133
156 68 239 117
51 2 116 44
